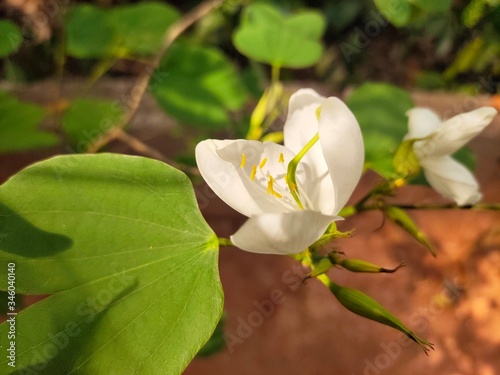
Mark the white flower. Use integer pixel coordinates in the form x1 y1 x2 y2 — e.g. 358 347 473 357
195 89 364 255
405 106 497 206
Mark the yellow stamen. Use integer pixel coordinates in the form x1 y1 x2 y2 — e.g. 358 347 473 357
240 153 246 168
267 176 273 194
259 158 268 169
278 153 284 163
250 165 257 181
266 176 282 198
283 174 288 183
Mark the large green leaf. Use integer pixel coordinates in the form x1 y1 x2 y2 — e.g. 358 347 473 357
61 98 124 151
0 154 223 374
347 83 414 178
232 3 326 68
65 2 180 59
0 91 58 153
151 41 248 128
0 20 22 58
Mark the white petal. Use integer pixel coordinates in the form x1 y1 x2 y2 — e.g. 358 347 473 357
318 97 364 214
196 140 265 217
196 139 300 217
421 156 482 206
419 107 497 157
230 210 339 254
283 89 335 213
405 108 441 140
283 88 325 154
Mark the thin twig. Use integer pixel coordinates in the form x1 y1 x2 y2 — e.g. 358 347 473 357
359 202 500 211
86 0 224 154
115 130 199 175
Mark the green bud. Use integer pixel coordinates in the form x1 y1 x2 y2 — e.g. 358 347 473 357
384 206 436 256
393 139 421 178
328 281 434 354
336 257 405 274
247 82 283 140
306 257 333 280
261 131 284 143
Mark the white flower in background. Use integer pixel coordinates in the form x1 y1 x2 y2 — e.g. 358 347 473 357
195 89 364 255
405 106 497 206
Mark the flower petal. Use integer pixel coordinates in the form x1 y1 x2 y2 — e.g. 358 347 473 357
283 89 336 213
230 210 340 254
405 108 441 140
318 97 364 214
196 139 298 217
196 140 264 217
418 107 497 157
421 155 482 206
284 88 325 154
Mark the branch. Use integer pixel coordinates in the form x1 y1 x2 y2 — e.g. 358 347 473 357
114 130 200 176
86 0 224 155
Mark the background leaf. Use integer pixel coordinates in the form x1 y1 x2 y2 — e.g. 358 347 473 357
0 154 223 374
347 82 414 178
373 0 412 27
0 20 22 58
108 2 180 56
0 91 58 153
412 0 452 13
61 98 124 151
65 2 180 59
151 41 248 128
65 4 116 59
232 3 326 68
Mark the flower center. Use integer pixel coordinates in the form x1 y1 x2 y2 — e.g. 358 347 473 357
239 151 299 210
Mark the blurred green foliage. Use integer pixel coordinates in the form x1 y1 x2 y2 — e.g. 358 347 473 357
347 82 414 178
61 98 124 150
0 20 22 58
66 2 180 59
0 91 58 153
232 3 326 68
151 41 248 128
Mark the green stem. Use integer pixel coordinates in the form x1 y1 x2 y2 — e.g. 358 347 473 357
271 64 281 83
218 238 233 247
286 133 319 209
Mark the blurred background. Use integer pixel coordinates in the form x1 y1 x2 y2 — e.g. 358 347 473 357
1 1 500 374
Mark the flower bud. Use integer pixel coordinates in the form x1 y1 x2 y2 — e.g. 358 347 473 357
393 139 421 178
384 206 436 256
328 281 434 354
336 257 405 273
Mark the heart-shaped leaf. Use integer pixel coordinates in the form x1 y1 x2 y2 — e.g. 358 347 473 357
151 41 248 128
65 2 180 59
232 3 326 68
65 4 116 59
0 154 223 375
107 2 180 56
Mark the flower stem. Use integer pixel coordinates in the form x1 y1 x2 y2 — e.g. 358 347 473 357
271 64 281 83
218 238 233 247
286 132 319 209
